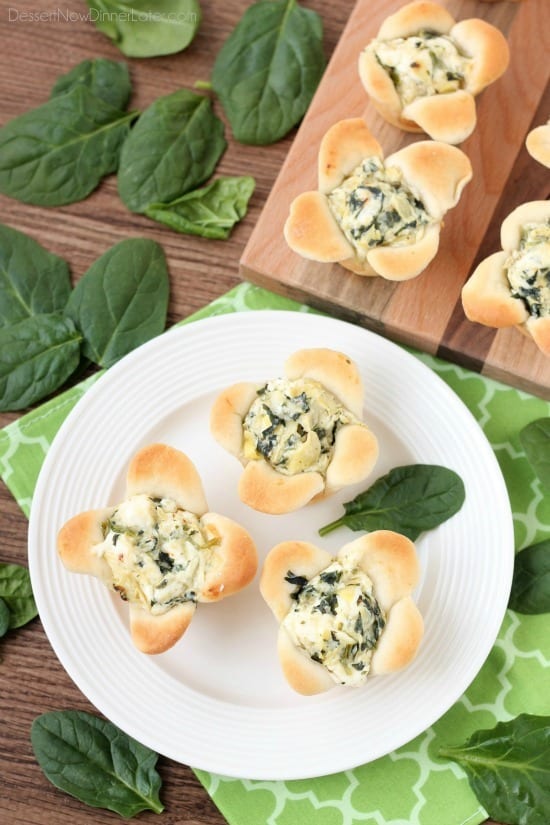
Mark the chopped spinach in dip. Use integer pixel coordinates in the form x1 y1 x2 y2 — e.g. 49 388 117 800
242 377 360 476
506 220 550 318
370 29 472 106
327 156 432 257
95 494 218 615
282 549 386 686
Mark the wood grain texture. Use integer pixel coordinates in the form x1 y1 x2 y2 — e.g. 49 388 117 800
0 1 505 823
240 0 550 398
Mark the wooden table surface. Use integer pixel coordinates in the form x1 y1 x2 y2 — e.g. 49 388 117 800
0 2 505 823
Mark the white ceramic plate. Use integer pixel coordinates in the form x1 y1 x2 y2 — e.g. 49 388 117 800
28 311 514 780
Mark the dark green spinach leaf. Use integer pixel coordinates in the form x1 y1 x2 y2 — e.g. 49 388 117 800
118 89 226 213
211 0 326 144
86 0 201 58
0 314 82 411
520 418 550 489
319 464 466 539
66 238 169 369
145 175 255 239
509 539 550 614
0 563 37 629
0 85 136 206
439 714 550 825
51 58 132 110
0 223 71 327
31 710 164 817
0 598 11 638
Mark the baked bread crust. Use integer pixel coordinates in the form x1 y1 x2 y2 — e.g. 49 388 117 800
526 121 550 168
358 1 509 143
210 348 379 514
260 532 423 695
57 443 258 654
461 201 550 356
284 118 472 280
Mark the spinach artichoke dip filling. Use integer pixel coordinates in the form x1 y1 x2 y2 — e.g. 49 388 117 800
371 30 472 106
94 494 219 615
242 377 361 476
282 549 386 686
327 156 432 259
505 220 550 318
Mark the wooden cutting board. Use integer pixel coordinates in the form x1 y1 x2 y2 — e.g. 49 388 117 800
240 0 550 399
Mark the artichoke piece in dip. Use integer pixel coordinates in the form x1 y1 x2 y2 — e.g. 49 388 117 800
505 221 550 319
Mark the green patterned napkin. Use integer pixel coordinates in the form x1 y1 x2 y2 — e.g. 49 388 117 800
1 282 549 825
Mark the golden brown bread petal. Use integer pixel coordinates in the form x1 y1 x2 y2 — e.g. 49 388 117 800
451 19 510 95
284 191 354 262
402 91 477 145
199 512 258 601
57 508 113 581
129 602 196 655
277 626 336 695
238 460 324 514
365 223 440 281
461 251 529 328
386 141 473 219
357 51 407 132
326 424 379 492
370 596 424 675
284 347 364 417
347 531 420 613
260 540 333 622
126 443 208 515
209 382 259 458
526 122 550 168
317 118 383 194
526 318 550 358
377 0 455 38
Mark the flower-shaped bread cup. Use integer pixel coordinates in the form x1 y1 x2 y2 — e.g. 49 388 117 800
461 201 550 357
260 531 423 695
57 443 258 654
526 120 550 168
358 0 510 144
283 118 472 279
209 348 379 515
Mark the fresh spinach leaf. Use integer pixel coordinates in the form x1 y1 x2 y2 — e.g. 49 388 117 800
508 539 550 614
145 175 255 239
439 714 550 825
31 710 164 817
51 58 132 111
520 418 550 489
0 314 82 411
211 0 326 145
66 238 169 369
319 464 465 539
86 0 201 58
0 563 37 629
0 223 71 327
0 85 136 206
118 89 226 213
0 598 11 638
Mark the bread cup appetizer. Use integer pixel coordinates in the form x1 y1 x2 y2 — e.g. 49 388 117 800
462 201 550 356
210 348 379 514
358 1 509 144
260 531 423 694
284 118 472 279
57 443 258 654
526 120 550 168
